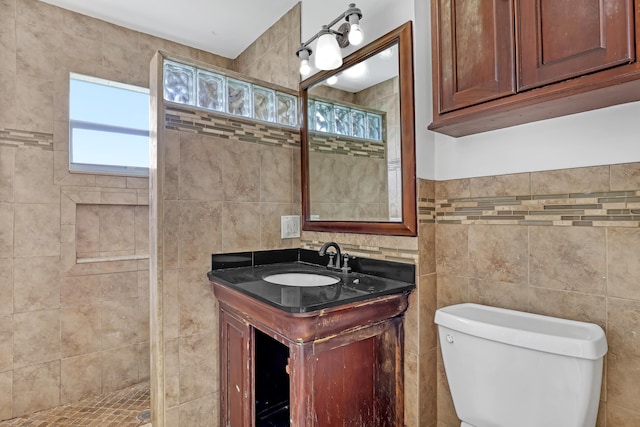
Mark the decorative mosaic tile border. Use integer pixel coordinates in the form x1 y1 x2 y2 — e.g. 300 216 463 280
309 133 385 158
418 197 436 224
436 191 640 227
300 239 419 264
165 106 300 148
0 128 53 150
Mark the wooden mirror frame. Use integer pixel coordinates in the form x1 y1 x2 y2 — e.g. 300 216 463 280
300 21 416 236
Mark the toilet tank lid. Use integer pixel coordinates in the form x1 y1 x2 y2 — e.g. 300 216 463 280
434 303 607 360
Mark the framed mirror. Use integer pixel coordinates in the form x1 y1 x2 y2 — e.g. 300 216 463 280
300 21 416 236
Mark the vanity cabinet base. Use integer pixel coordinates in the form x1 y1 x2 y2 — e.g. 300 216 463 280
215 282 408 427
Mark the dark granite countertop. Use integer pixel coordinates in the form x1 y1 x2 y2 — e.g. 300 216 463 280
207 248 415 313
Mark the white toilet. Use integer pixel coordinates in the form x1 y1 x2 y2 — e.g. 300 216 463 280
435 303 607 427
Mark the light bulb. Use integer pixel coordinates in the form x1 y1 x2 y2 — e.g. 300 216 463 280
348 24 363 45
315 32 342 70
326 75 338 85
299 59 311 76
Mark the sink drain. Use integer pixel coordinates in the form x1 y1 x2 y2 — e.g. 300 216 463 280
137 409 151 422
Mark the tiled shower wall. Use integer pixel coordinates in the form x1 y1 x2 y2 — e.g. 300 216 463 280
0 0 232 421
430 162 640 426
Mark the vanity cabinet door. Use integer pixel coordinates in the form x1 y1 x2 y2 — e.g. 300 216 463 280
516 0 634 91
433 0 516 113
220 309 252 427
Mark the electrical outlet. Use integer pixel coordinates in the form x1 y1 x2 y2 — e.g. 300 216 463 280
280 215 301 239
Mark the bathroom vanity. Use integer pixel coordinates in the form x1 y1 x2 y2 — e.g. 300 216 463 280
207 248 415 427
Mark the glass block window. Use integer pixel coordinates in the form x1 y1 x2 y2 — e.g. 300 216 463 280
308 99 383 141
163 59 298 128
69 73 149 176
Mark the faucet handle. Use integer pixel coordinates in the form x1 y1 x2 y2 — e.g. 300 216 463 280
327 252 336 268
341 253 352 273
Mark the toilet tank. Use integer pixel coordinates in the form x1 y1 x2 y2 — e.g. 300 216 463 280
435 303 607 427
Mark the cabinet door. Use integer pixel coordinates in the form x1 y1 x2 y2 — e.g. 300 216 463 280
220 310 252 427
516 0 635 91
434 0 516 113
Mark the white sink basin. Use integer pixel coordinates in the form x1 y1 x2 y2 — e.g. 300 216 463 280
263 272 339 287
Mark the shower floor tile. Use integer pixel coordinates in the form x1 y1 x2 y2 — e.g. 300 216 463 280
0 382 150 426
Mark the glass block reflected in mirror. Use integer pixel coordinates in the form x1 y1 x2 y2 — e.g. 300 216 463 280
227 78 252 117
351 109 366 138
164 61 195 105
314 101 333 133
253 87 275 122
277 93 298 126
366 113 382 141
197 70 225 112
334 106 350 135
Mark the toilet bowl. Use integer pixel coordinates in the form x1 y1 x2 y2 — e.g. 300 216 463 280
435 303 607 427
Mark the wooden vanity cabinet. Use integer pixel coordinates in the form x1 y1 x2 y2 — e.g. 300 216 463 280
215 282 409 427
430 0 639 136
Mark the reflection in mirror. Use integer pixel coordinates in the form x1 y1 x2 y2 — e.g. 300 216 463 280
301 22 416 236
307 45 401 222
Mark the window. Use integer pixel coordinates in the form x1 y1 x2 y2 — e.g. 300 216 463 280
69 73 150 176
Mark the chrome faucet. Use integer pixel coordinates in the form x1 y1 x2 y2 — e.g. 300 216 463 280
318 241 351 273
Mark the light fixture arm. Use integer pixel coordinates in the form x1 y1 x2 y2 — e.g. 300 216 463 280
295 3 363 65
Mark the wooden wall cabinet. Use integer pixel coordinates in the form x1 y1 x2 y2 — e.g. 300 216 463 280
430 0 639 137
215 281 409 427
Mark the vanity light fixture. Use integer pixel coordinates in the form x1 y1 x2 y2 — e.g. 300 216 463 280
295 3 363 74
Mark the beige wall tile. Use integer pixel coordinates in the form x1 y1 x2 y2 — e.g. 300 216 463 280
178 393 219 427
101 345 138 393
528 287 606 327
60 274 101 306
15 22 59 80
75 204 100 258
435 178 470 200
606 298 640 411
469 279 529 312
0 203 12 258
0 315 12 373
469 172 530 197
607 228 640 300
436 274 469 308
137 341 150 381
419 274 438 351
15 76 54 133
163 201 180 270
529 226 606 295
13 256 60 312
95 175 127 189
135 205 149 254
260 146 293 203
164 338 180 408
13 309 60 369
101 271 138 300
531 165 610 194
222 202 261 253
99 205 136 253
0 258 12 316
260 203 295 249
0 147 14 203
435 224 469 276
607 404 640 426
14 203 60 258
60 353 101 404
0 370 11 421
404 351 418 427
179 201 222 270
221 141 260 202
404 291 419 356
12 360 60 417
418 223 436 275
469 225 528 284
179 268 217 337
163 269 180 341
436 355 459 427
14 148 60 203
61 304 101 357
178 134 224 201
101 298 139 349
0 70 16 129
610 162 640 190
179 331 217 403
419 347 438 424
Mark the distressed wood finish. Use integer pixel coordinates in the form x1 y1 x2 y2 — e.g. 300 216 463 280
214 281 409 426
429 0 639 137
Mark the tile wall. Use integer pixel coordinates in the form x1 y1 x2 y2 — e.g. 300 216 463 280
0 0 232 421
431 163 640 426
